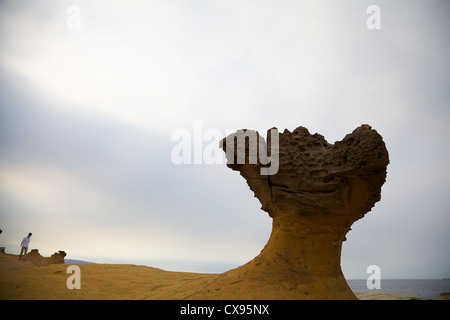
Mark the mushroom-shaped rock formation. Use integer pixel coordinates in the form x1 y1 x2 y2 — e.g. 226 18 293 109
202 125 389 299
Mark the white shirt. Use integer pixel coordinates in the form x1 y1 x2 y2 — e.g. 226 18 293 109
21 237 31 248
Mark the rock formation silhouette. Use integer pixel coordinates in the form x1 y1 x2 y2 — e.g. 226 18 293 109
207 124 389 299
26 249 66 267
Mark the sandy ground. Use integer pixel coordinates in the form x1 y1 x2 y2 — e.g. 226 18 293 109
0 252 432 300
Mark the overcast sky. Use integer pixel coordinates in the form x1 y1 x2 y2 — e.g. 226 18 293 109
0 0 449 279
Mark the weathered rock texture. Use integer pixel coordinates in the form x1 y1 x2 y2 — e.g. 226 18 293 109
26 249 66 267
210 124 389 299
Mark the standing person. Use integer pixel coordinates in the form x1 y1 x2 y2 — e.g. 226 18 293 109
19 233 32 260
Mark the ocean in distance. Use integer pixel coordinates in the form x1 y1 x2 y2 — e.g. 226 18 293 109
347 279 450 299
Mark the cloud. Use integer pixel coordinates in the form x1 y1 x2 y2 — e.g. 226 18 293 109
0 163 270 269
0 0 197 133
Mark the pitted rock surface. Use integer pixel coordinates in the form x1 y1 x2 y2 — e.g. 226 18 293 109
205 124 389 299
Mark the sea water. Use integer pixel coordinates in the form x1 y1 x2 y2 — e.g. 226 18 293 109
346 279 450 299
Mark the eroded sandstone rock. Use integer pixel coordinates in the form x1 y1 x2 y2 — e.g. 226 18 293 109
26 249 66 266
212 124 389 299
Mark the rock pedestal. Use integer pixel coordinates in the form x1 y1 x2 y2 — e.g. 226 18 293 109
215 124 389 299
